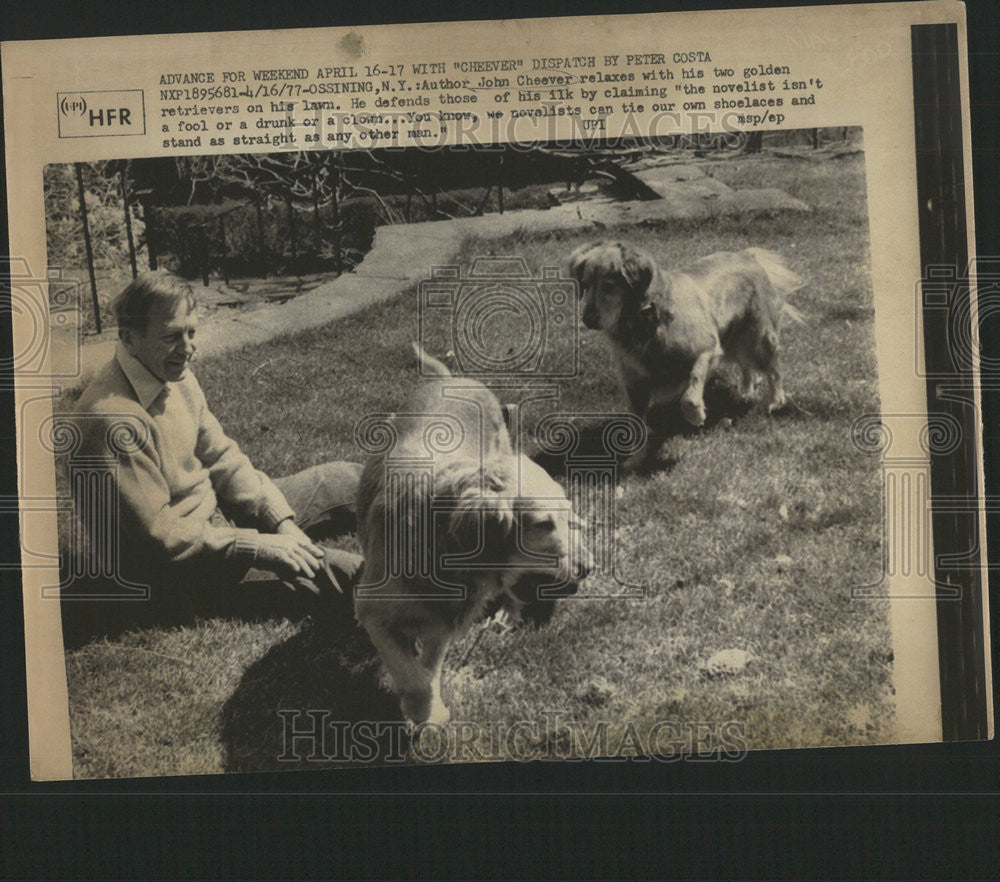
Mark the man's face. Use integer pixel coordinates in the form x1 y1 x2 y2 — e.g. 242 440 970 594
123 301 197 383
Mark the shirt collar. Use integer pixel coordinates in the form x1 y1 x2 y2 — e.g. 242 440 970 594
115 342 167 411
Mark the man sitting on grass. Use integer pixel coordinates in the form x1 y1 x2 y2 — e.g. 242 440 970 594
71 269 363 625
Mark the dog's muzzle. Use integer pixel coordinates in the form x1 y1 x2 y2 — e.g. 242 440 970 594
571 549 594 582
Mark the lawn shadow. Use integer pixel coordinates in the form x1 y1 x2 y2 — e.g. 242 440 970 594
529 378 754 478
695 376 757 428
58 573 341 652
220 616 411 773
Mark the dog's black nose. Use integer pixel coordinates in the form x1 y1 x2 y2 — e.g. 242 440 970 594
582 309 601 330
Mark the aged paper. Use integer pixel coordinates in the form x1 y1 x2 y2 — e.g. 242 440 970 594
2 1 990 780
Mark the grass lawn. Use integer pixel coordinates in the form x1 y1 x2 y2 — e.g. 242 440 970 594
61 152 893 777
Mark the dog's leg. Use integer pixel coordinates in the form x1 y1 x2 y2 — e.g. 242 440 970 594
755 327 787 414
362 617 439 725
416 629 452 726
621 378 654 469
764 367 788 414
679 349 718 427
739 364 758 399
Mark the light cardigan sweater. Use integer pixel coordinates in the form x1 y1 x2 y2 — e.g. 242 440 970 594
72 344 294 574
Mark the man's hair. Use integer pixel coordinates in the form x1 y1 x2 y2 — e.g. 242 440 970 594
114 270 197 336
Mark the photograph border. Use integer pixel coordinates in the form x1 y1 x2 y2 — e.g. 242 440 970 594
0 7 996 873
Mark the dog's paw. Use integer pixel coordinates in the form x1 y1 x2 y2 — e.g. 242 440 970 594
400 691 432 726
680 398 707 427
400 691 451 727
490 604 520 631
426 696 451 726
766 393 788 415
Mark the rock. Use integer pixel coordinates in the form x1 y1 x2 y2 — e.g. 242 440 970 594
700 649 752 678
774 554 793 568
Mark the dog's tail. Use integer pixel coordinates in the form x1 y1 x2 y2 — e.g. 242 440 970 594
744 248 806 324
412 342 453 378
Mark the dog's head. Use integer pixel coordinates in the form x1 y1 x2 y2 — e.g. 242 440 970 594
509 456 593 584
434 455 592 586
568 241 659 332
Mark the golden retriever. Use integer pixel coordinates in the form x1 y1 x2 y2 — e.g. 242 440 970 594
354 345 593 726
568 241 804 442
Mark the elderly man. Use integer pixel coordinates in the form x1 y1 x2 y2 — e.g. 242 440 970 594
71 269 362 625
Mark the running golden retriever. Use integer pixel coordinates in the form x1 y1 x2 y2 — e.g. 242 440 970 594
354 346 593 726
568 241 804 443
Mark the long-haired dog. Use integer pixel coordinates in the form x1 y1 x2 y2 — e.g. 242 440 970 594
569 241 804 447
354 346 593 726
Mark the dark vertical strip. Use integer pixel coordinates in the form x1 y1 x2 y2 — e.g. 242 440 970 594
255 198 267 279
911 23 988 740
143 198 159 271
74 162 102 335
120 167 137 280
331 157 342 276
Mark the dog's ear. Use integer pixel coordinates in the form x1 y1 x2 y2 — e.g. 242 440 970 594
436 460 514 564
567 242 592 284
620 246 657 300
568 241 608 285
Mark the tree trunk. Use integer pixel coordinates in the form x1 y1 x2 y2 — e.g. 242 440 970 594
331 160 342 275
286 196 297 262
75 163 102 334
255 198 267 278
497 154 505 215
120 168 138 280
219 215 229 286
312 175 322 255
142 198 159 270
744 131 763 154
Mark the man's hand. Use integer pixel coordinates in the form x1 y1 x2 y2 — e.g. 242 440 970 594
275 518 310 542
254 526 325 580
